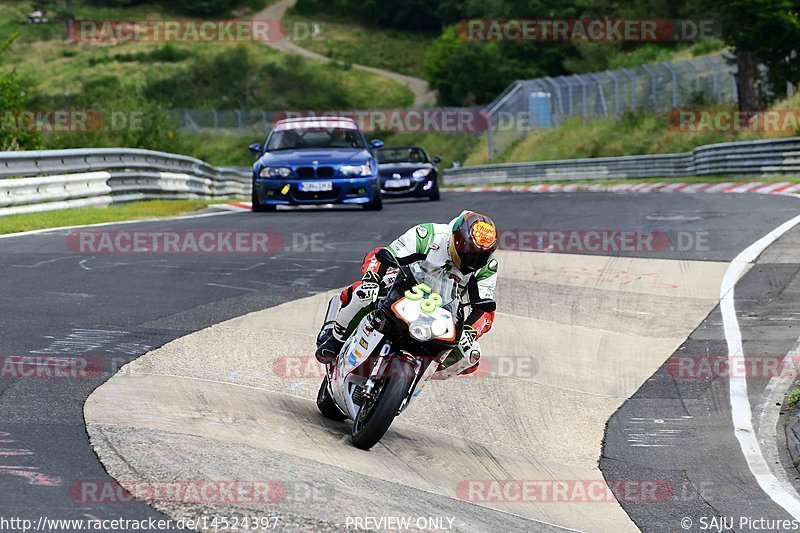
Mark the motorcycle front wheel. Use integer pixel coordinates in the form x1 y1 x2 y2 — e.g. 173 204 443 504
351 357 415 450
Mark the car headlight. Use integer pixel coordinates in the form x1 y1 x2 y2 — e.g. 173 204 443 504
412 168 432 179
409 320 432 342
259 167 292 179
340 163 372 177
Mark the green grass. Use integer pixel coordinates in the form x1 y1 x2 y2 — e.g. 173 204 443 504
282 10 435 78
464 92 800 167
3 39 412 109
0 0 412 107
183 131 262 167
787 388 800 409
0 199 224 234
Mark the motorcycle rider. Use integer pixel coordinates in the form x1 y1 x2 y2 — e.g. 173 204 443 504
315 210 498 377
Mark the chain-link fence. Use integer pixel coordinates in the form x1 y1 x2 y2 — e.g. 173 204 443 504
169 53 738 164
168 110 281 135
485 53 737 161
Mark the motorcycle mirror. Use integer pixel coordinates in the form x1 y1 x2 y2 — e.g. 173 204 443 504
375 248 399 268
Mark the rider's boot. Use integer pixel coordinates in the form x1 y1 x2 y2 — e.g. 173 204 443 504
315 324 346 364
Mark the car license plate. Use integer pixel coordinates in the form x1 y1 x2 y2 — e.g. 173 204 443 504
300 181 333 192
385 178 411 188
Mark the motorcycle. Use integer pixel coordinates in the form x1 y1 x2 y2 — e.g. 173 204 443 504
315 249 493 450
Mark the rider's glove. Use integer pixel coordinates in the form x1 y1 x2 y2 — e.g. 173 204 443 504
459 325 477 353
356 270 381 302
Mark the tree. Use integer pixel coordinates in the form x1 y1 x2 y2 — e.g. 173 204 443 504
712 0 800 111
424 26 511 106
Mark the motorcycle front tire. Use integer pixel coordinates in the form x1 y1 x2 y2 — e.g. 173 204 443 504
351 357 414 450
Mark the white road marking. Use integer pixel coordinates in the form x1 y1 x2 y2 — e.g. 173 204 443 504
205 283 258 292
10 256 75 268
32 328 128 355
722 212 800 517
756 338 800 498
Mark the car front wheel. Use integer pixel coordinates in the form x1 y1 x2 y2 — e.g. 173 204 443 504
362 191 383 211
251 187 276 212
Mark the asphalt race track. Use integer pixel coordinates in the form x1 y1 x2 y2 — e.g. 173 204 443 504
2 191 800 532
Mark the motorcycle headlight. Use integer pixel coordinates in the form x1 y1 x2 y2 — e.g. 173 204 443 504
431 318 449 337
412 168 432 179
409 321 432 342
259 166 292 179
340 163 372 177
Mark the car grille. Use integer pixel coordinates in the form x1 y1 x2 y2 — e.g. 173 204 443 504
294 188 340 201
296 167 314 179
383 183 416 193
295 166 335 179
317 166 335 178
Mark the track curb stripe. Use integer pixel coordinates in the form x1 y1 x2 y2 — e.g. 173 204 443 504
442 181 800 197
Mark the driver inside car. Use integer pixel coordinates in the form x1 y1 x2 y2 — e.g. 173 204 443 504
315 210 499 379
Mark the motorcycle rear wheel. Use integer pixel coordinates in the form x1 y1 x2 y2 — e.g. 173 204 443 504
351 357 414 450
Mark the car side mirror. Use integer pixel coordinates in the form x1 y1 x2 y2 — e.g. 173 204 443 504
370 139 384 149
249 143 262 154
432 156 442 164
375 248 399 268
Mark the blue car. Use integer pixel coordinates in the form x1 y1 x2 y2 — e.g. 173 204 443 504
249 117 383 212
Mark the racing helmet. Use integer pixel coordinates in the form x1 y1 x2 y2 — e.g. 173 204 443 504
448 210 498 273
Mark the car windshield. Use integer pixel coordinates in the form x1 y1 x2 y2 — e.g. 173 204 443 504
377 147 429 164
266 127 366 151
409 261 460 307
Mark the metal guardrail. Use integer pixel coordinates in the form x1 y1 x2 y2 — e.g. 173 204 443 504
0 148 251 217
443 137 800 186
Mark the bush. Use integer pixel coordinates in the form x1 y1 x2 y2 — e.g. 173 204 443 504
0 73 43 151
38 75 185 153
293 0 450 29
0 34 41 151
88 44 192 67
84 0 266 17
143 45 354 110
